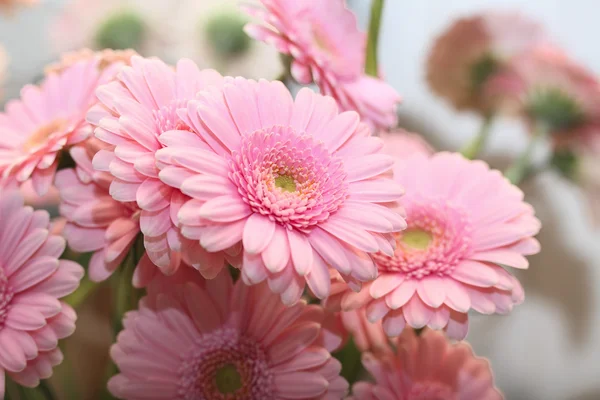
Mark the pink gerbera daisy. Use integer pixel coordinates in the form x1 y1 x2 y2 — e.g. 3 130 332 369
88 56 232 278
244 0 401 130
108 268 348 399
156 78 406 305
349 328 503 400
0 58 122 196
327 152 540 339
380 129 434 159
0 190 83 397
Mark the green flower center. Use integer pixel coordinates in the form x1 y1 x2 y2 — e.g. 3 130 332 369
401 229 433 250
274 174 297 193
470 54 500 92
95 11 145 51
215 364 242 394
204 11 251 58
527 87 585 132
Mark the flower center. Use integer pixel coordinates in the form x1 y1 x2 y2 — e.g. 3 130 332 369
179 328 274 400
204 11 251 58
95 11 145 50
0 267 13 330
372 199 472 279
22 119 66 151
229 125 348 232
470 53 499 93
408 382 456 400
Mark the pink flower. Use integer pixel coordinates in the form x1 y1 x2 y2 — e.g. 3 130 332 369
44 48 138 76
108 268 348 399
0 45 7 102
244 0 401 130
88 56 232 278
426 11 545 113
0 58 121 196
349 328 503 400
380 129 434 159
0 190 83 396
156 77 406 305
327 152 540 339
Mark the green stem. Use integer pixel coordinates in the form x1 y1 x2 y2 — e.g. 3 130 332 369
36 381 56 400
505 121 548 185
64 275 97 309
365 0 385 77
460 114 494 159
333 338 363 384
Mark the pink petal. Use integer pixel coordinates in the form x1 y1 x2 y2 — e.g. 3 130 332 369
243 214 276 254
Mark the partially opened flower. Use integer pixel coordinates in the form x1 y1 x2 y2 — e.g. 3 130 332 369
88 56 231 278
486 45 600 144
0 190 83 397
426 11 545 114
327 152 540 339
0 58 121 196
108 268 348 399
349 328 503 400
156 78 406 305
244 0 401 129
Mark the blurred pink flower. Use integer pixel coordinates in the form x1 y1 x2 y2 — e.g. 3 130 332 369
327 152 540 339
380 129 434 159
349 328 503 400
0 190 83 396
156 78 406 305
108 268 348 399
244 0 400 129
88 56 232 278
427 11 546 114
0 0 37 13
0 59 121 196
44 48 138 76
0 45 7 102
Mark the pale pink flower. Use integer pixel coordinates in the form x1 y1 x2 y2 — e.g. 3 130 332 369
380 129 434 159
88 56 231 278
327 152 540 339
426 11 545 113
0 58 121 196
349 328 503 400
244 0 401 130
44 48 138 76
108 268 348 399
156 78 406 305
0 190 83 397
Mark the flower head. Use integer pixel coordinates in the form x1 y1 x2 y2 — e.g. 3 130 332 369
88 56 232 278
327 152 540 339
244 0 400 129
0 190 83 396
109 268 348 399
156 77 406 305
44 48 138 76
380 129 434 159
426 11 545 113
0 58 121 196
349 328 503 400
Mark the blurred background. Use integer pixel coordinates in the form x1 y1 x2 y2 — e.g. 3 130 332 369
2 1 599 399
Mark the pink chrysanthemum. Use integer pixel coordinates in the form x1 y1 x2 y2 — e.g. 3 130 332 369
54 139 157 286
156 78 406 305
426 11 545 113
0 190 83 397
244 0 401 130
108 268 348 399
380 129 434 159
88 56 232 277
327 152 540 339
349 328 503 400
0 59 121 196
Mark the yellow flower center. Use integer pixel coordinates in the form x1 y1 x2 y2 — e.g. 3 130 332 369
22 119 65 151
215 364 242 394
401 229 433 250
274 174 297 193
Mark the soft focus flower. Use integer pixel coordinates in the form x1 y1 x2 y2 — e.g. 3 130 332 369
486 45 600 144
244 0 401 130
0 190 83 396
44 48 137 76
349 328 503 400
0 58 121 196
88 56 231 278
0 0 36 13
0 45 7 102
327 152 540 339
108 268 348 399
380 129 434 159
426 11 545 114
156 78 406 305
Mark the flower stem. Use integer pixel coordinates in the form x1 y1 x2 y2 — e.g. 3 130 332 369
505 121 548 185
365 0 385 77
460 114 494 159
334 338 364 384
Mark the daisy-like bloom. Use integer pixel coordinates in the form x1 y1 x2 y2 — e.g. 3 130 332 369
0 190 83 397
244 0 401 130
0 58 121 196
327 152 540 339
44 48 138 76
108 268 348 399
156 78 406 305
485 45 600 145
349 328 503 400
426 11 545 114
88 56 231 277
380 129 434 159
